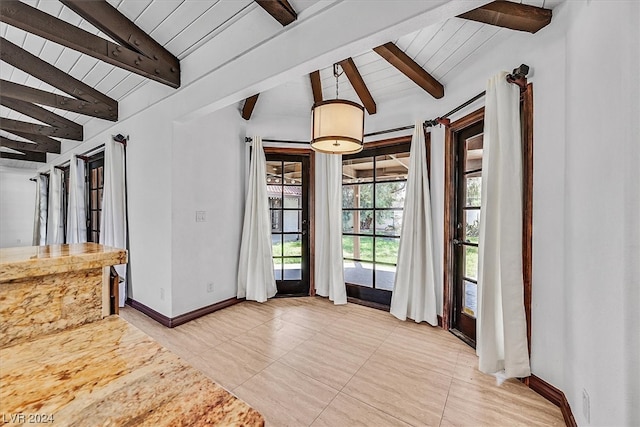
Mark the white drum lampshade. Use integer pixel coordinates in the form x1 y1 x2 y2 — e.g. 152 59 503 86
311 99 364 154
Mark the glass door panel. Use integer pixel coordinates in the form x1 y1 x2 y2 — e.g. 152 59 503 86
453 121 484 346
266 154 309 296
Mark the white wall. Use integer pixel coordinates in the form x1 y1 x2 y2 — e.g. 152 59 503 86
562 2 639 425
171 106 246 317
0 167 35 248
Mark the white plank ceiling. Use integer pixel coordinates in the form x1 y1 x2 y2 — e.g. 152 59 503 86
1 0 560 166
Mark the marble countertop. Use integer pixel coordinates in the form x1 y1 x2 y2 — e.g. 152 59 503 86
0 243 127 282
0 316 264 426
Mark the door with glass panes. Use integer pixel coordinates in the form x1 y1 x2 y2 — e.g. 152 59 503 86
341 142 411 307
266 154 310 296
452 121 484 346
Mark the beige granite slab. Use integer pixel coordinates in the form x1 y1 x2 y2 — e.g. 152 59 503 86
0 316 264 426
0 243 127 282
0 268 103 348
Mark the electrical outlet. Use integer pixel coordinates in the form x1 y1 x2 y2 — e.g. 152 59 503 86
582 389 590 423
196 211 206 222
207 283 214 293
160 288 165 301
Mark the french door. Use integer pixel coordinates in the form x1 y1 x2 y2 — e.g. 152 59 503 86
265 154 310 296
452 120 484 346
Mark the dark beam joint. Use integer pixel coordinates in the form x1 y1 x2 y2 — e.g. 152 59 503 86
373 42 444 99
0 37 118 119
60 0 180 88
3 130 62 151
256 0 297 26
0 117 82 141
0 80 117 121
457 1 552 34
0 135 60 154
310 71 323 103
242 94 259 120
0 148 47 162
339 58 376 115
0 97 83 140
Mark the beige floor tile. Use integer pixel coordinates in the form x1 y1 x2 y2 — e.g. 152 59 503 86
342 354 451 426
279 305 346 333
322 316 395 354
234 361 339 427
184 340 275 390
279 333 372 389
441 378 565 426
311 393 411 427
232 317 316 359
375 327 460 378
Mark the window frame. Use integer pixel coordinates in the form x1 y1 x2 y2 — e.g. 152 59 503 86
86 152 104 243
341 134 430 308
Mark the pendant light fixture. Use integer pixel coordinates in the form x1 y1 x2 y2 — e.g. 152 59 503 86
311 64 364 154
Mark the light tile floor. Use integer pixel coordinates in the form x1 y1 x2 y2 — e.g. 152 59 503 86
120 297 564 427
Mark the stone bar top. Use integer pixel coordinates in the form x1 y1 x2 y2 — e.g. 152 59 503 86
0 316 264 426
0 243 127 282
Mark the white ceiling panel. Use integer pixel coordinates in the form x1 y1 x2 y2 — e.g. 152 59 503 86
113 0 153 20
397 22 444 59
133 0 182 35
149 0 217 46
165 0 255 59
106 73 146 100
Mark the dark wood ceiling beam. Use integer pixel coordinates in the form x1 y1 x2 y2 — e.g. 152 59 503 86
310 70 322 103
0 135 59 154
373 42 444 99
1 97 83 140
0 37 118 120
4 130 62 151
0 80 116 121
1 0 180 88
0 117 82 141
242 94 259 120
457 0 552 34
0 148 46 162
60 0 180 87
255 0 297 26
339 58 376 115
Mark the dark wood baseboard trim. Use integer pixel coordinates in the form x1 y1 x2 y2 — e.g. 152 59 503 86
125 297 243 328
529 375 577 427
126 298 171 327
437 315 443 327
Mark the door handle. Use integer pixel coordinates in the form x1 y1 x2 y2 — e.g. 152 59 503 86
452 238 462 245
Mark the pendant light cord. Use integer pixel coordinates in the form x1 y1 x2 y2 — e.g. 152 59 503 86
333 63 343 99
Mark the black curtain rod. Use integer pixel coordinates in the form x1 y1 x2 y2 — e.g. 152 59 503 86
245 137 308 144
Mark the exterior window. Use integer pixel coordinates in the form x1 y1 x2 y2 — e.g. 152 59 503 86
86 154 104 243
342 142 410 293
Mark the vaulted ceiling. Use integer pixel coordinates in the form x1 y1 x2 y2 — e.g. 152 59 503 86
0 0 557 168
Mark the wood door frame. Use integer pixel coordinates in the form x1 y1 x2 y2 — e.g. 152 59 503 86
443 83 533 354
264 147 315 296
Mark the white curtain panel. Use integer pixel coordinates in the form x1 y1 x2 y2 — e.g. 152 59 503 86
314 152 347 304
237 136 277 303
390 120 438 325
100 140 128 307
46 166 64 244
32 174 48 246
477 71 531 379
66 157 87 244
